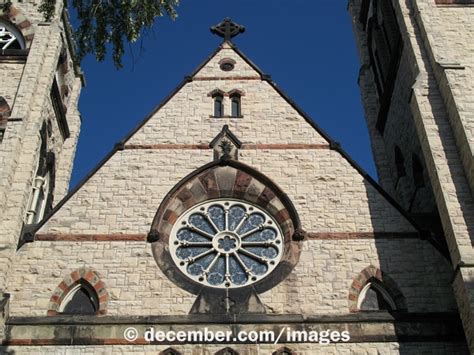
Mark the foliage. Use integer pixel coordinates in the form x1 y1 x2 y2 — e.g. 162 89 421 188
39 0 179 68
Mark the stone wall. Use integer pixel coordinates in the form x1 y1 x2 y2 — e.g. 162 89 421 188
0 0 82 291
3 44 454 322
349 0 474 350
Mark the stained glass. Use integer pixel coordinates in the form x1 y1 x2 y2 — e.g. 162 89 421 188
170 200 284 288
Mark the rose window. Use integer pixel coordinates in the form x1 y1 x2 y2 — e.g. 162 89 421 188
0 21 25 50
169 200 284 289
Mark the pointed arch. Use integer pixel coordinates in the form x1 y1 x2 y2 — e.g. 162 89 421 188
412 153 425 188
151 159 302 243
150 160 303 295
47 268 108 315
159 348 182 355
348 265 406 312
273 347 296 355
0 5 35 49
215 348 239 355
394 145 406 179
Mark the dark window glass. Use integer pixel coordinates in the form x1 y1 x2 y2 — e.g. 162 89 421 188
214 96 223 117
412 154 425 188
231 96 241 117
366 0 402 98
360 286 393 311
62 286 99 315
394 146 406 178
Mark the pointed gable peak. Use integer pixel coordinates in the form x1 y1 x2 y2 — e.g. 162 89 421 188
192 43 262 80
210 125 242 161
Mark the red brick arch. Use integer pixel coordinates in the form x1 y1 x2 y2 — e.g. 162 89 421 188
47 268 108 315
150 159 304 295
1 5 35 49
150 160 302 244
348 265 407 312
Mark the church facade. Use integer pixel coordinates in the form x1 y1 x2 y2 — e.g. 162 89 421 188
0 1 472 354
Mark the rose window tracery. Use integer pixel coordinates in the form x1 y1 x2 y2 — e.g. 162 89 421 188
169 199 284 289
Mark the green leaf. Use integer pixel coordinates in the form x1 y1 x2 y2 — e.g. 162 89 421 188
39 0 180 68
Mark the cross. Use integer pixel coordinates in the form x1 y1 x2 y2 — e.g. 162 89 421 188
210 18 245 41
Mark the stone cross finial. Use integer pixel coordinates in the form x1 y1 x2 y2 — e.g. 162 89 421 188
210 18 245 41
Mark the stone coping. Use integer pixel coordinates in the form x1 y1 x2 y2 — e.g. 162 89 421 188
2 312 466 345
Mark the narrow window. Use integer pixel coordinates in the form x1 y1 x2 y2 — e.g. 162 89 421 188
60 283 99 315
26 125 55 224
231 95 241 117
214 95 223 117
28 172 50 224
394 146 406 178
215 347 238 355
412 154 425 188
358 282 396 311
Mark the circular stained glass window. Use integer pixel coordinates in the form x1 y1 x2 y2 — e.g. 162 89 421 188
169 199 284 289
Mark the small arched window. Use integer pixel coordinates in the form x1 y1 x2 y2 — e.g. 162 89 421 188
213 94 223 117
59 282 99 315
230 95 241 117
412 154 425 188
394 146 406 178
358 281 396 311
0 19 26 51
215 347 239 355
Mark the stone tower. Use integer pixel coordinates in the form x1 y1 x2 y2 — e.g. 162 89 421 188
349 0 474 351
0 0 82 294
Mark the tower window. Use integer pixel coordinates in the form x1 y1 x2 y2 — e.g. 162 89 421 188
213 94 224 117
362 0 403 134
394 146 406 178
26 125 55 224
412 154 425 188
59 283 99 315
0 19 26 51
358 282 396 311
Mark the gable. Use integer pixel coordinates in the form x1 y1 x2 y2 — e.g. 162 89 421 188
33 41 419 238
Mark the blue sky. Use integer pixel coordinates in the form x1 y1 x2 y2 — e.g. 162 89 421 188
71 1 376 188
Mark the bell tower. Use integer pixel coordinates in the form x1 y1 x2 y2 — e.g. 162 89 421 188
0 0 83 290
349 0 474 351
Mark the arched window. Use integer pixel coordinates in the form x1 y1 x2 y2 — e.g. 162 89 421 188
0 19 26 50
160 348 182 355
357 281 396 311
230 95 241 117
349 265 406 312
48 268 108 316
215 347 238 355
273 347 295 355
59 282 99 315
412 154 425 188
213 95 223 117
394 146 406 178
